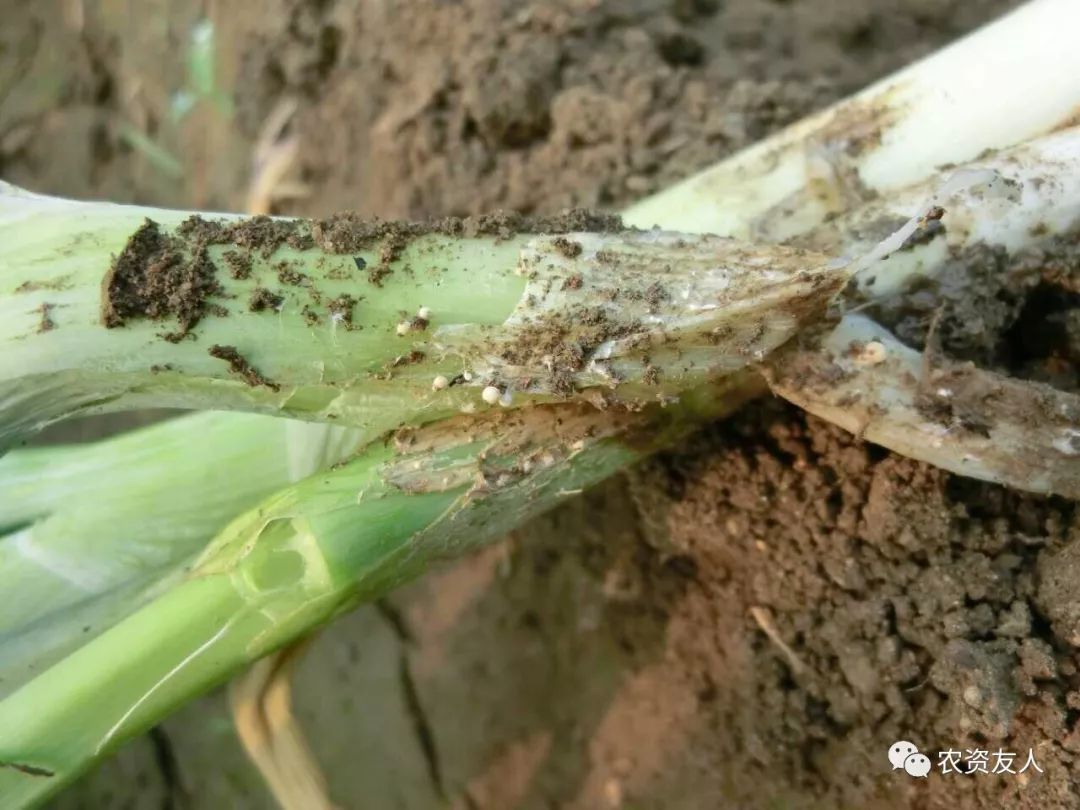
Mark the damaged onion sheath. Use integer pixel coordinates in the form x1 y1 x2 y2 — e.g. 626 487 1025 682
0 182 845 449
0 378 758 806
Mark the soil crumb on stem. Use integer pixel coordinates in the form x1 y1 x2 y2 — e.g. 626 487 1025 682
248 288 284 312
35 302 56 333
207 344 279 390
223 250 254 280
177 214 314 257
309 209 624 256
102 219 224 342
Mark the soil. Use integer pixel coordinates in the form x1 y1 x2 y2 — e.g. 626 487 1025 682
35 302 56 333
8 0 1080 809
207 344 280 391
101 219 224 341
248 286 284 312
873 227 1080 394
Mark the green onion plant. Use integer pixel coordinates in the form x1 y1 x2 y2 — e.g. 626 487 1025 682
2 0 1080 804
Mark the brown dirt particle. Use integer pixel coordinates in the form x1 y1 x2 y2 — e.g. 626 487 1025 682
368 264 393 287
392 350 426 367
310 214 418 256
324 266 353 281
207 344 279 390
178 214 314 258
409 315 429 332
175 215 229 244
310 209 623 257
14 276 72 294
374 349 428 380
222 249 253 280
101 219 224 342
302 305 321 326
248 288 284 312
35 302 56 333
553 237 583 258
499 305 639 396
276 261 310 286
328 294 360 328
644 281 669 312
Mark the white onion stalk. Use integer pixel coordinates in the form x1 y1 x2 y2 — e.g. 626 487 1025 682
764 127 1080 498
625 0 1080 240
800 127 1080 300
768 314 1080 498
625 0 1080 499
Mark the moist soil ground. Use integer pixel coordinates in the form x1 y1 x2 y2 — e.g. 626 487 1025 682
6 1 1080 808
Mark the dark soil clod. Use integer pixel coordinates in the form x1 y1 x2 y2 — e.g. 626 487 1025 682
102 219 224 342
276 262 310 287
311 209 623 257
207 344 279 390
223 250 253 280
178 214 313 258
36 302 56 333
248 288 284 312
553 237 583 258
391 350 426 367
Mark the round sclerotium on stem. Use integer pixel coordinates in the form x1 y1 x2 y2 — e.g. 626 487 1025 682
431 375 449 392
853 340 887 366
481 386 500 405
